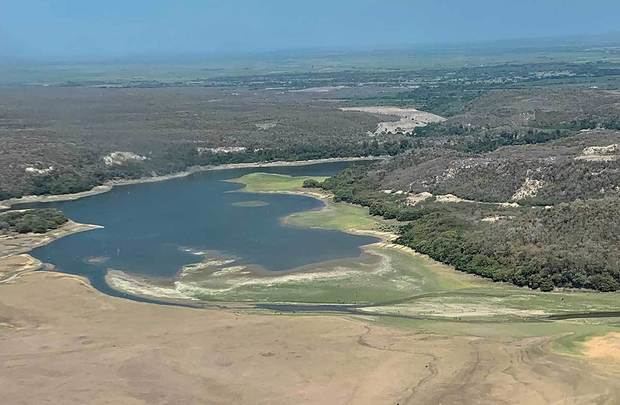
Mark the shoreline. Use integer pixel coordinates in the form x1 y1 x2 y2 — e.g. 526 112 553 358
228 174 397 241
0 220 102 283
0 220 103 258
0 157 388 305
9 162 610 317
0 156 381 210
96 180 445 306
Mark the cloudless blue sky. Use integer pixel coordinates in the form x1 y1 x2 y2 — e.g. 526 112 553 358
1 0 620 61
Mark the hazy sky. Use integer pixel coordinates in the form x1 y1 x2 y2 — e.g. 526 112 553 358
2 0 620 60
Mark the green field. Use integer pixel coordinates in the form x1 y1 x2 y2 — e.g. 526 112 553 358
286 202 381 232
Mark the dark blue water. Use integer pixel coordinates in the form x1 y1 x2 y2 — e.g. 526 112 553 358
25 162 378 297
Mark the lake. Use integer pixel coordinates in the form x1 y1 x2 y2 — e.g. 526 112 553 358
27 162 379 300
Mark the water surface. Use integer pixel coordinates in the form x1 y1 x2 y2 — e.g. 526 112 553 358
27 162 378 297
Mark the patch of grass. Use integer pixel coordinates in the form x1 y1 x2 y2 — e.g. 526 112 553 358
377 316 619 343
232 172 383 232
385 287 620 317
230 173 328 193
286 203 381 232
485 289 620 314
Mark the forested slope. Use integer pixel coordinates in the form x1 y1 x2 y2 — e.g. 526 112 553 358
317 86 620 292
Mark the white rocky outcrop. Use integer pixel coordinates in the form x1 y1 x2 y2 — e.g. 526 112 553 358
103 151 148 166
24 166 54 175
340 106 446 136
511 178 544 201
197 146 247 155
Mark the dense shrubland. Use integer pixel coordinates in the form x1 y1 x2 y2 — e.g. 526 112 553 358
0 139 413 200
319 161 620 292
311 83 620 292
396 198 620 292
0 209 68 234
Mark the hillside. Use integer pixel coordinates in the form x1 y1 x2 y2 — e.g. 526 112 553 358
0 87 399 200
380 129 620 205
318 87 620 292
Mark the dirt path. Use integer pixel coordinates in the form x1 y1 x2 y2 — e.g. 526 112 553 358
1 272 619 404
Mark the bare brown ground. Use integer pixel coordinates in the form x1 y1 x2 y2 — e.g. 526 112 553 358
584 333 620 363
1 272 620 404
0 254 41 282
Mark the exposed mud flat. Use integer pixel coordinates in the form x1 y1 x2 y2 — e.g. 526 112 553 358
104 244 389 302
360 300 548 320
106 269 198 302
575 143 619 161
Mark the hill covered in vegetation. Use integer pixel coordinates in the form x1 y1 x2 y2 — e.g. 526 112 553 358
318 114 620 292
2 55 619 202
306 75 620 292
1 51 619 293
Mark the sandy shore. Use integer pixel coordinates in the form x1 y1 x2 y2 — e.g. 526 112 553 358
0 156 381 210
0 219 102 286
2 271 620 404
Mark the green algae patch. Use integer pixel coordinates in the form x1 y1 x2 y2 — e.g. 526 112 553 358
231 200 270 208
286 202 381 233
